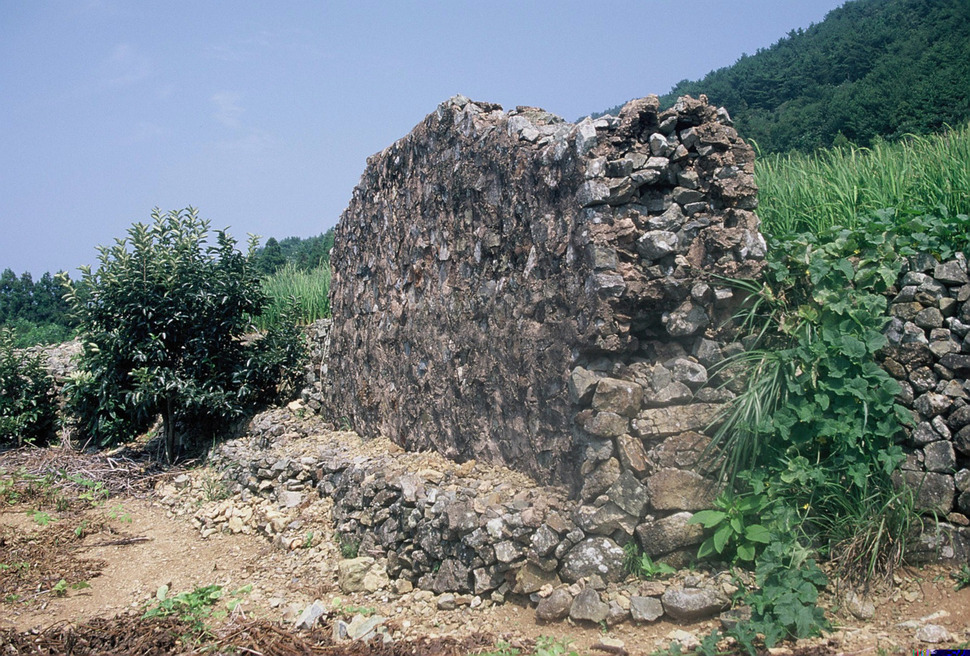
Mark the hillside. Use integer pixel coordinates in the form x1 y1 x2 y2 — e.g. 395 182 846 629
596 0 970 153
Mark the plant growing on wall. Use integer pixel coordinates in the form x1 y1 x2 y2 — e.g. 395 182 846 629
61 208 307 460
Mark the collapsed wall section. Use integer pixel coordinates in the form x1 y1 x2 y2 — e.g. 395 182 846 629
326 94 765 491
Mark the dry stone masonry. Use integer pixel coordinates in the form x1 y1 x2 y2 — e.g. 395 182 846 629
880 253 970 555
325 94 765 534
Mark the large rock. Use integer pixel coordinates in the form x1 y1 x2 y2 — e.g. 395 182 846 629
560 537 627 583
636 512 705 556
535 588 573 622
646 468 716 511
661 586 730 621
630 596 665 622
569 588 610 623
338 557 376 593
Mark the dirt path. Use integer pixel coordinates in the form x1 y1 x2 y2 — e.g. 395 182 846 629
3 440 970 655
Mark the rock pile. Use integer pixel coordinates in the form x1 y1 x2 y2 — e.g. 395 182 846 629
325 94 765 494
190 406 736 627
881 253 970 554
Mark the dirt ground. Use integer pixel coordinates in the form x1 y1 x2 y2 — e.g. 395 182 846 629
2 443 970 655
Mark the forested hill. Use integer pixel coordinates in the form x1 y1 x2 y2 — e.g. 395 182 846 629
596 0 970 153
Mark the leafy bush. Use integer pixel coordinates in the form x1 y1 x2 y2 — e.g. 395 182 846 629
689 490 772 563
61 208 308 460
0 327 58 447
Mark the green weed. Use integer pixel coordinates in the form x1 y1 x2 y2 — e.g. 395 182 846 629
953 565 970 591
30 510 54 526
623 542 676 579
338 534 360 559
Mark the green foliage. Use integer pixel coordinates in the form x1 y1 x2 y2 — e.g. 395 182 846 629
0 327 58 446
623 542 676 579
256 262 331 330
659 0 970 153
0 269 76 346
30 510 54 526
739 540 830 649
708 217 923 520
757 124 970 237
338 534 360 559
61 208 308 460
953 565 970 591
254 229 335 274
690 491 772 563
144 584 224 636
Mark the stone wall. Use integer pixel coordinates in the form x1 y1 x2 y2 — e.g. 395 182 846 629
881 254 970 533
325 94 765 496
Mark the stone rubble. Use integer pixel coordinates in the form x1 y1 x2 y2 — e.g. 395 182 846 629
154 405 736 629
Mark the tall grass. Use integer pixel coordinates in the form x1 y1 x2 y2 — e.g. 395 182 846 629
756 122 970 237
256 263 331 331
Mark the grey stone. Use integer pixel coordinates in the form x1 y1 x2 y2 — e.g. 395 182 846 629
575 119 597 156
663 301 709 337
646 469 716 511
583 412 629 439
636 512 705 556
661 586 730 622
630 595 665 622
642 381 693 407
581 458 621 501
607 470 649 518
911 421 941 445
672 187 704 205
894 470 955 515
915 392 952 418
646 203 685 231
844 591 875 620
616 434 649 478
924 441 956 473
940 353 970 375
574 503 636 536
667 358 708 389
513 564 561 595
955 468 970 493
637 230 679 260
935 261 970 285
294 600 328 630
915 307 945 329
436 593 456 610
560 537 627 583
568 367 601 405
432 558 470 593
592 378 644 418
535 588 573 622
531 524 561 557
569 587 609 623
338 557 375 593
916 624 952 643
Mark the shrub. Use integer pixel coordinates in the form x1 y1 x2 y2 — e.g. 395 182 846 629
61 208 308 460
0 327 58 446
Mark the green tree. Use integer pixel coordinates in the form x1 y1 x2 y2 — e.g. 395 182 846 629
258 237 286 275
62 207 307 461
0 327 58 446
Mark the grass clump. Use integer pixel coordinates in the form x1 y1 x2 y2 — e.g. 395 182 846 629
756 122 970 237
256 262 331 331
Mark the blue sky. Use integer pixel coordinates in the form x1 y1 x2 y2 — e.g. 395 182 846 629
1 1 847 276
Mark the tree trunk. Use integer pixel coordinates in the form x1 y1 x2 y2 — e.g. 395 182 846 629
163 397 176 463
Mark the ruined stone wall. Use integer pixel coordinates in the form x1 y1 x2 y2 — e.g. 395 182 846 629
881 254 970 530
326 94 765 493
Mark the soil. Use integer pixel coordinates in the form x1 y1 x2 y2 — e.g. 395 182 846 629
2 436 970 655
